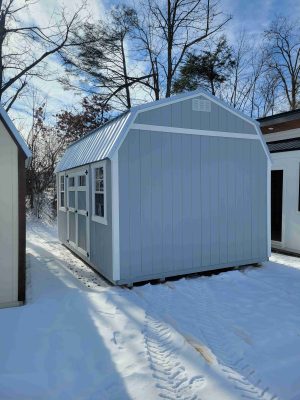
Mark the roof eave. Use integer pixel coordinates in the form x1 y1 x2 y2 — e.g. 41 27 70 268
0 108 32 159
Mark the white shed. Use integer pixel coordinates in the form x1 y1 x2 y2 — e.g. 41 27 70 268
0 106 31 308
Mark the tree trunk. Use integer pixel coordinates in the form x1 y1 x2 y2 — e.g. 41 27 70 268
165 0 173 98
0 7 6 100
120 36 131 109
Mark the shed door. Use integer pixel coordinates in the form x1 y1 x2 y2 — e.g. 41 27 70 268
271 170 283 242
67 169 90 258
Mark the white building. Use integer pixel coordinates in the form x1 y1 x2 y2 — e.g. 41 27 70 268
259 110 300 255
0 106 31 308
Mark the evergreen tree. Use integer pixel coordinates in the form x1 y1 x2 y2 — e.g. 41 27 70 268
173 37 235 95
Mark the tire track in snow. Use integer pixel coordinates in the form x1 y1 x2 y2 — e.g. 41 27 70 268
176 279 278 400
144 310 205 400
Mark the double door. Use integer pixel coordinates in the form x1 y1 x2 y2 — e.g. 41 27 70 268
67 169 90 257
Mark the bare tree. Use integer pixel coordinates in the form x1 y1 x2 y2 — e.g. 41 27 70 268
0 0 85 111
26 100 66 218
265 16 300 110
61 5 153 110
219 32 271 118
135 0 231 98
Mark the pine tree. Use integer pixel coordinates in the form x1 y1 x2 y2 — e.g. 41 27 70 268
173 37 235 95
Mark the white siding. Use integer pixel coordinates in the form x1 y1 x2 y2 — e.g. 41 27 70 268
271 150 300 254
0 120 19 306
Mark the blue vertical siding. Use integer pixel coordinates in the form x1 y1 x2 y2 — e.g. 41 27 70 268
89 161 113 281
135 95 257 135
118 129 268 283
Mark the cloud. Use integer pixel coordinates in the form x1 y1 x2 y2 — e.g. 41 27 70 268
9 0 300 135
8 0 106 135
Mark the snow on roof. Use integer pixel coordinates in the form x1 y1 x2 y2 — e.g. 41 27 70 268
0 106 31 159
55 89 268 173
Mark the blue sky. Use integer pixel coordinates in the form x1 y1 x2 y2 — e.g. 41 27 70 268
12 0 300 133
222 0 300 38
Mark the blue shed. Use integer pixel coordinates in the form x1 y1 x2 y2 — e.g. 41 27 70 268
55 90 271 285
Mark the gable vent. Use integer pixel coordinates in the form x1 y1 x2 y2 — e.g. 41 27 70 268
192 98 211 112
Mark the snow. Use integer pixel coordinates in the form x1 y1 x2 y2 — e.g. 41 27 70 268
0 220 300 399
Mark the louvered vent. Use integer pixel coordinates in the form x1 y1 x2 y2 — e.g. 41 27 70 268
192 98 211 112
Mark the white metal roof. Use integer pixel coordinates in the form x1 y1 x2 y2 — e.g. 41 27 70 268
0 106 31 158
55 112 132 172
55 89 270 173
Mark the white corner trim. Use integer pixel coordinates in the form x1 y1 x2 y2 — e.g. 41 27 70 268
111 152 120 281
131 123 260 140
254 125 272 163
267 161 271 257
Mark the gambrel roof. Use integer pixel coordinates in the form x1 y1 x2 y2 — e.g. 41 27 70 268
55 89 270 173
0 106 31 158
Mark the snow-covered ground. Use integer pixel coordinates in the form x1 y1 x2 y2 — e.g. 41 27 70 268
0 221 300 400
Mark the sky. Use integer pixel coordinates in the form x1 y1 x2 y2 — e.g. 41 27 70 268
8 0 300 133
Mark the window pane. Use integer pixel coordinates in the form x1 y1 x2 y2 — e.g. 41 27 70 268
60 176 64 191
95 193 104 217
95 167 103 179
79 175 86 186
60 192 65 207
68 191 75 208
69 177 75 187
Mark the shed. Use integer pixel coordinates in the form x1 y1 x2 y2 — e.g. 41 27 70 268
0 106 31 307
55 90 271 285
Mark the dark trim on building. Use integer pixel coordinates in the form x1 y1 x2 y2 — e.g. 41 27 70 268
267 137 300 153
258 108 300 124
270 147 300 153
258 109 300 134
18 151 26 303
268 137 300 145
261 120 300 134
